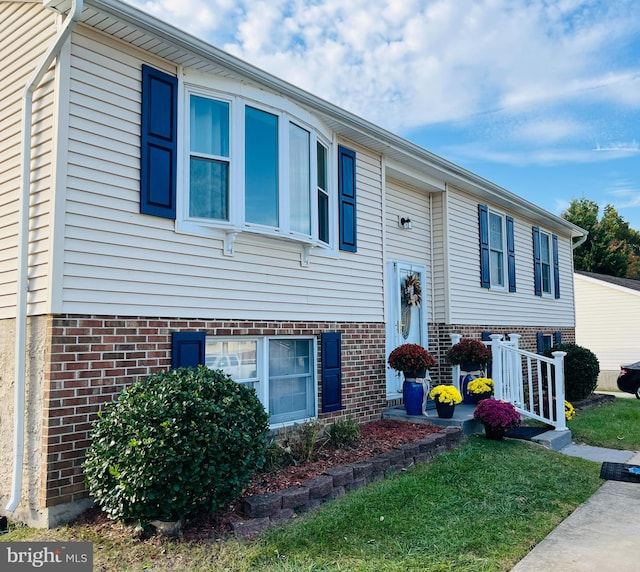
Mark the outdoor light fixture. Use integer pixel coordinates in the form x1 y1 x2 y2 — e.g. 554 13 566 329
400 217 413 230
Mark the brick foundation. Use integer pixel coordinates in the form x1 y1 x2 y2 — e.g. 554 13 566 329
42 315 387 508
4 313 574 521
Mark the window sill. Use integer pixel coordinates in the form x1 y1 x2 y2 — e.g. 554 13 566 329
176 219 335 266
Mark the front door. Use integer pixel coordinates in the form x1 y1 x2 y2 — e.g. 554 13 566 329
386 262 428 398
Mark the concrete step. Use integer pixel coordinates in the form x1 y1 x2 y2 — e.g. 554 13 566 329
383 404 484 435
531 429 573 451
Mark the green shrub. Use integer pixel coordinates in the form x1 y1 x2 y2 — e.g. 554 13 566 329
84 366 269 522
327 418 361 448
543 343 600 402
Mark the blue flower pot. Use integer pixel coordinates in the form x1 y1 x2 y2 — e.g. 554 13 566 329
403 381 424 416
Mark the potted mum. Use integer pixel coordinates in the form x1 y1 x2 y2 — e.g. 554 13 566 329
447 338 492 371
428 385 462 418
447 338 492 404
388 344 437 416
473 398 521 440
466 377 494 402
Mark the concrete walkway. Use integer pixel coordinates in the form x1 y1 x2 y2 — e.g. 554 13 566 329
511 447 640 571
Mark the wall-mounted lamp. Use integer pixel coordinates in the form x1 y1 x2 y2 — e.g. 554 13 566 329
400 217 413 230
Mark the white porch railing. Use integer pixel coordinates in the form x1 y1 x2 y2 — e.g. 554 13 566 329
451 333 568 431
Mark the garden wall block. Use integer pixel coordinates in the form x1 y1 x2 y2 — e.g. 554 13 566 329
243 492 283 518
281 487 310 509
304 475 334 499
414 452 433 464
331 486 346 499
349 461 373 481
346 477 367 491
324 466 354 487
233 426 465 539
382 449 405 467
370 455 391 473
443 427 463 449
398 442 420 459
232 517 271 539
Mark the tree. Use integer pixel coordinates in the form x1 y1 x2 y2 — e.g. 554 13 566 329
562 198 640 279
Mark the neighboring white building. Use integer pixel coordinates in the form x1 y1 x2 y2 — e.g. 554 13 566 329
574 271 640 389
0 0 586 526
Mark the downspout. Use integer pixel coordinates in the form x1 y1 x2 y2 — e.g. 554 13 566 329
6 0 84 514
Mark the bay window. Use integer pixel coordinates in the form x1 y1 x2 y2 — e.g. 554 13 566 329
185 89 333 248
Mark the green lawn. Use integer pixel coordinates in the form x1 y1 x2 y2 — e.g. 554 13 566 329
2 440 602 571
568 397 640 449
3 398 638 571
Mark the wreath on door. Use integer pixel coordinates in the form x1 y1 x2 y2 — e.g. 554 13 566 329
401 273 421 339
403 273 422 307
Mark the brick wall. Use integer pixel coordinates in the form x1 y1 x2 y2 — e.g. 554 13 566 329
42 315 387 507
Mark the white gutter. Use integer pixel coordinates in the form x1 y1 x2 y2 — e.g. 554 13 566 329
572 232 588 250
6 0 84 514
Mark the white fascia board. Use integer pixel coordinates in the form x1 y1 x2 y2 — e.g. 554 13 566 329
575 273 640 297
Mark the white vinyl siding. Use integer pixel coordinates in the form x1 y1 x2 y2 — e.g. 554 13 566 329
446 187 575 326
385 178 433 314
0 3 57 318
575 274 640 372
430 193 447 323
61 29 384 321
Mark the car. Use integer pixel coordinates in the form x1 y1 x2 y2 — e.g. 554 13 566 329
617 362 640 399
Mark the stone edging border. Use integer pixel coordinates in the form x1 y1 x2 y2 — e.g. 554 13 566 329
231 426 464 538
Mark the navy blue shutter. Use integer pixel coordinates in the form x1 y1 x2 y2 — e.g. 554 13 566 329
171 331 205 369
552 234 560 299
338 146 357 252
506 216 516 292
536 332 545 354
321 332 342 412
140 65 178 219
532 226 542 296
479 204 490 288
554 331 562 345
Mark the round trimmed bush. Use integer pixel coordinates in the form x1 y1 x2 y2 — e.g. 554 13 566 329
543 342 600 402
84 366 269 522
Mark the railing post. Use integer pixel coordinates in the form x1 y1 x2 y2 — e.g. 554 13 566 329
508 334 523 406
552 351 568 431
490 334 504 399
450 333 462 391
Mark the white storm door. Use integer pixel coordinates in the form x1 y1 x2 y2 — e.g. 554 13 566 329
385 262 428 398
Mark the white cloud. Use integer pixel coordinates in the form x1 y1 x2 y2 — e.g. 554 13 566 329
125 0 640 171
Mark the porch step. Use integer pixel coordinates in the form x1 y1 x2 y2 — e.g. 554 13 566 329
383 404 484 435
531 429 573 451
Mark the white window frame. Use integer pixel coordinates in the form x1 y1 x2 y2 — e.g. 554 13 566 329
178 78 336 257
541 333 554 352
539 229 554 297
205 335 318 427
488 209 507 290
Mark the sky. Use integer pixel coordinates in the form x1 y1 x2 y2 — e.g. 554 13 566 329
129 0 640 229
